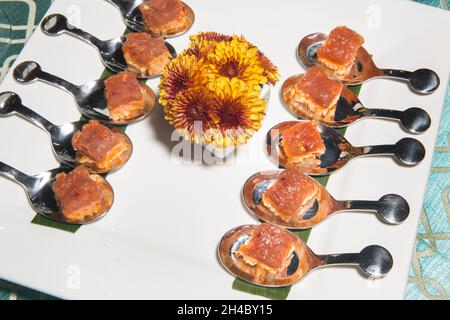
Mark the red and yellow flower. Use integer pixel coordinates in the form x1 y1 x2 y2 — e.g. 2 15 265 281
159 32 279 149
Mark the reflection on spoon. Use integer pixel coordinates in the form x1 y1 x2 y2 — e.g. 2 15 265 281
40 13 177 78
282 74 431 134
106 0 195 37
267 121 426 175
13 61 154 125
219 224 393 287
0 92 133 173
298 32 440 94
243 168 409 229
0 162 113 224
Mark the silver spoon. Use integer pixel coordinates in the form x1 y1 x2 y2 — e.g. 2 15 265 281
13 61 155 125
298 32 440 94
243 169 409 229
219 224 393 287
40 13 177 78
282 74 431 134
0 92 133 174
267 121 426 175
0 162 114 224
106 0 195 37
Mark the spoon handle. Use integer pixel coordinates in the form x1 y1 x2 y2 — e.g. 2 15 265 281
313 245 393 278
337 194 409 224
13 60 79 96
382 69 412 79
0 162 32 187
363 108 402 119
65 25 104 49
36 70 79 96
382 68 440 94
315 252 360 266
0 91 55 132
359 144 394 156
358 138 425 165
363 107 431 134
41 14 104 50
338 199 379 211
14 103 55 133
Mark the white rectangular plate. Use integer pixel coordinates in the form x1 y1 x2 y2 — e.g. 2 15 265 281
0 0 449 299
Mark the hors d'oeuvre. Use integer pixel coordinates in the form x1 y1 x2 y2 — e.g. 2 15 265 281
139 0 190 36
235 223 296 275
261 166 320 223
282 67 343 122
279 121 325 166
52 166 113 222
317 26 364 78
72 120 132 172
122 33 171 76
104 71 155 121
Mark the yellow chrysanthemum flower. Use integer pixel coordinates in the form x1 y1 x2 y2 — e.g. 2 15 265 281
184 32 232 60
205 38 268 91
161 32 279 149
257 50 280 85
159 54 207 108
190 32 234 45
187 32 233 58
206 78 267 149
232 35 280 85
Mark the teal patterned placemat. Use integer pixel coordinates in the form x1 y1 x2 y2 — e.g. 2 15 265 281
0 0 52 82
405 78 450 300
0 0 448 300
414 0 449 9
404 0 449 300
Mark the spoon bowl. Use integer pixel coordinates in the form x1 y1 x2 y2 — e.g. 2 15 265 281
106 0 195 37
218 224 393 287
14 61 155 125
267 121 426 175
40 13 177 78
297 32 440 94
281 74 431 134
0 162 114 224
0 92 133 173
242 169 409 229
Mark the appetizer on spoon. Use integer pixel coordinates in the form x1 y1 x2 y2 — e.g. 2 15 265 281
282 67 431 134
219 224 393 287
40 13 176 78
106 0 195 37
0 92 133 173
0 164 113 224
243 167 409 229
298 26 439 94
266 120 426 175
14 61 155 125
